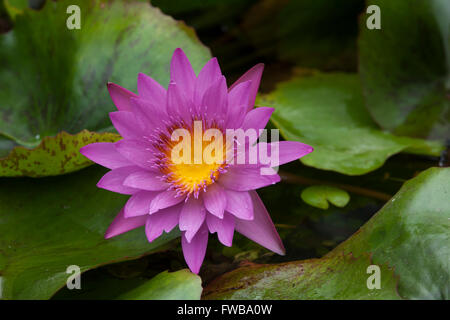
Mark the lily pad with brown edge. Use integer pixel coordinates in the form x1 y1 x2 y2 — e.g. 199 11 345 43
0 130 121 177
203 252 399 299
202 167 450 299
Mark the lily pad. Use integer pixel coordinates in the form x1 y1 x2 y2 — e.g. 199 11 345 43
301 185 350 210
0 165 179 299
203 167 450 300
359 0 450 140
259 72 444 175
328 167 450 299
203 253 399 299
118 270 202 300
54 269 202 300
0 130 121 177
0 0 211 149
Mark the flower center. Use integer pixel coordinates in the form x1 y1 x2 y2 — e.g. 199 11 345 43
156 120 227 198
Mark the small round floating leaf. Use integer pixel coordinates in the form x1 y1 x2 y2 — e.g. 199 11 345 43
301 185 350 210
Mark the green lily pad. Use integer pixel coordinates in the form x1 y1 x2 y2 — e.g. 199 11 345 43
203 252 399 299
118 270 202 300
203 167 450 300
301 185 350 210
328 167 450 299
54 269 202 300
259 72 444 175
359 0 450 140
0 130 121 177
0 0 211 149
0 165 179 299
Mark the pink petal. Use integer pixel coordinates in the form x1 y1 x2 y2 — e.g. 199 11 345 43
219 165 280 191
241 107 274 132
179 197 206 242
149 190 186 214
226 80 251 128
124 190 158 218
228 80 252 107
130 97 168 131
105 209 147 239
194 57 222 106
234 190 285 255
203 183 227 218
123 170 169 191
181 224 209 274
97 166 141 195
137 73 166 106
224 190 253 220
170 48 196 99
109 111 144 139
257 141 314 167
167 82 193 121
206 212 235 247
229 63 264 111
80 142 132 169
114 139 155 171
107 83 137 112
201 76 228 119
145 203 182 242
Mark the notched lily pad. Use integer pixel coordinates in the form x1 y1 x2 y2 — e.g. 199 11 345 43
301 185 350 210
0 130 121 177
260 71 444 175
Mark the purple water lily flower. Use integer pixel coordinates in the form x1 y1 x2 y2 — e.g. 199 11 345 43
80 48 313 274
